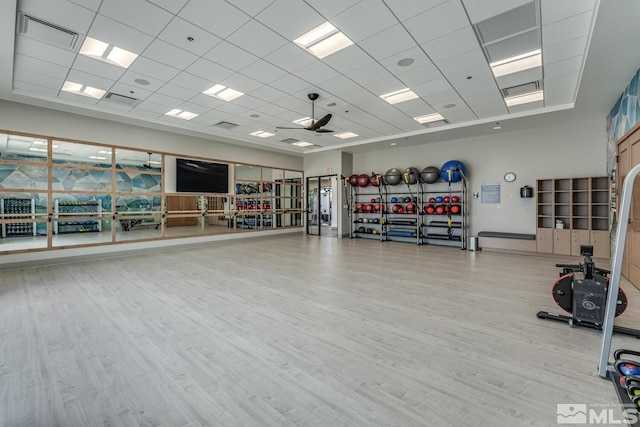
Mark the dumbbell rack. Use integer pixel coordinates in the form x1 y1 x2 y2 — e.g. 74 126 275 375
349 182 385 241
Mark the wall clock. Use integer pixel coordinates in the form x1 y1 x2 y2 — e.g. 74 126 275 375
504 172 516 182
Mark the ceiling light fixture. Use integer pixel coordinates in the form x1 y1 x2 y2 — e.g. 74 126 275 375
79 36 138 68
390 142 397 146
293 21 353 59
414 113 446 124
134 78 150 86
397 58 414 67
165 108 199 120
250 131 275 138
490 49 542 78
334 132 359 139
61 81 106 99
291 141 313 147
505 90 544 106
380 88 419 105
203 84 244 101
28 147 48 153
89 156 107 160
32 141 58 148
493 123 502 130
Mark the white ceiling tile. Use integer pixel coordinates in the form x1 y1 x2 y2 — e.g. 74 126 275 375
69 0 102 12
219 73 263 93
58 90 101 105
188 93 227 109
295 61 341 85
232 0 276 17
420 88 460 106
396 63 443 87
229 95 268 110
204 41 259 72
89 15 154 53
66 69 115 91
316 75 360 95
302 0 363 19
135 100 176 114
465 93 509 118
118 71 166 92
434 48 487 76
128 57 180 81
404 1 470 44
97 101 133 112
413 78 454 98
13 80 60 98
448 64 495 90
174 102 211 115
147 0 190 14
156 82 199 99
461 0 531 24
496 67 543 90
214 103 250 116
250 85 287 102
322 45 373 75
256 0 325 40
384 0 449 22
264 44 316 73
253 102 287 116
543 36 587 64
272 94 308 111
348 62 395 86
19 0 96 34
178 0 251 39
99 0 174 37
240 59 288 84
108 82 154 100
332 1 398 43
15 36 76 68
128 108 163 120
508 99 544 114
14 54 69 80
544 71 579 106
358 25 416 61
379 47 435 75
392 98 436 117
227 19 289 57
185 58 234 83
269 74 311 94
13 69 64 90
543 11 594 45
433 103 476 122
142 38 199 69
541 0 596 26
157 17 222 56
543 56 583 79
364 76 407 96
170 72 213 92
146 92 183 107
420 26 479 62
71 55 127 81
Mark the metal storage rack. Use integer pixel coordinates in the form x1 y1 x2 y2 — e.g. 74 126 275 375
349 181 385 241
0 198 36 237
420 178 467 249
54 200 103 234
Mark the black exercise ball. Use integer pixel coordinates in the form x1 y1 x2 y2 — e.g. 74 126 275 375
420 166 440 184
384 168 403 185
403 167 421 184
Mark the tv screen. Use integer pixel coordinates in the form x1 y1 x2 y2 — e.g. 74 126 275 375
176 158 229 193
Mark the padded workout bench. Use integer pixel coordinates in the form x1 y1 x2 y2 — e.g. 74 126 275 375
478 231 537 253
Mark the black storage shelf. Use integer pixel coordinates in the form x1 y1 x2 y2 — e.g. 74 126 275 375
425 234 462 241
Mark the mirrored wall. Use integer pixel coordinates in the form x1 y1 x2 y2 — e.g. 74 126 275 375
0 131 303 254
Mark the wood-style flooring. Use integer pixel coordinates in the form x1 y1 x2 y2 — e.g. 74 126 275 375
1 234 638 426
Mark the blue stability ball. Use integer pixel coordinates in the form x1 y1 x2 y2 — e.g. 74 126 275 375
440 160 467 182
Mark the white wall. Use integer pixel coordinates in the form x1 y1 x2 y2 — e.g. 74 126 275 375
353 116 608 236
0 100 303 170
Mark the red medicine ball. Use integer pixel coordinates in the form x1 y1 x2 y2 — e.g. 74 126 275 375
365 204 374 212
357 174 370 187
435 205 445 215
349 174 359 186
451 195 460 203
443 196 450 203
392 204 404 214
450 204 461 214
429 197 436 203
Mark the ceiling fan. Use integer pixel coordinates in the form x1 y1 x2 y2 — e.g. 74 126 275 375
276 93 334 133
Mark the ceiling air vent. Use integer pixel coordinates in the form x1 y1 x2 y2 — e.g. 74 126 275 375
17 13 79 50
501 81 541 98
104 92 139 107
213 121 238 130
474 2 538 45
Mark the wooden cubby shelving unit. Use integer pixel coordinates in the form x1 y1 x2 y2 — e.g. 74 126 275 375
536 177 610 258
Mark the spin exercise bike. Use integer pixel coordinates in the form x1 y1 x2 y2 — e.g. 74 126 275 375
537 245 640 338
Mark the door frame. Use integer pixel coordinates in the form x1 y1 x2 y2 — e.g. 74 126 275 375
306 174 337 236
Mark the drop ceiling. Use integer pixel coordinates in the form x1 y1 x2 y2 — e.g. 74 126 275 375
0 0 605 154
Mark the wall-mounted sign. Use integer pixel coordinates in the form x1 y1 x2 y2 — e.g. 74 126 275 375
481 182 501 203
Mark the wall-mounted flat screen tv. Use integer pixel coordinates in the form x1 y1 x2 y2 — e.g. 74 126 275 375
176 158 229 193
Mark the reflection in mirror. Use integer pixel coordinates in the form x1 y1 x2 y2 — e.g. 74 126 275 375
235 164 261 181
285 170 303 182
262 168 284 182
0 192 48 252
1 134 49 163
115 195 162 242
115 149 162 171
165 194 201 237
52 193 112 247
52 167 112 192
52 140 112 168
1 163 48 191
203 196 233 235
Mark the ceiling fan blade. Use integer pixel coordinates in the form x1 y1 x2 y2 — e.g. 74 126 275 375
315 129 334 133
308 113 332 131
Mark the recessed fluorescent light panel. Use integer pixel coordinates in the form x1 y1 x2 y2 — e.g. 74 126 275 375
490 49 541 78
89 156 107 160
28 147 48 153
165 108 199 120
334 132 358 139
291 141 313 147
380 88 419 105
293 21 353 59
203 84 244 101
32 141 59 148
250 131 275 138
79 36 138 68
504 90 544 106
61 81 106 99
414 113 446 124
292 117 313 127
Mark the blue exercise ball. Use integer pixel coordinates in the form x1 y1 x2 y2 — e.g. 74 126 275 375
440 160 467 182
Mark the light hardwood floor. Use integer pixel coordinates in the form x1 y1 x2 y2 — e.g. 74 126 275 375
1 234 639 426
